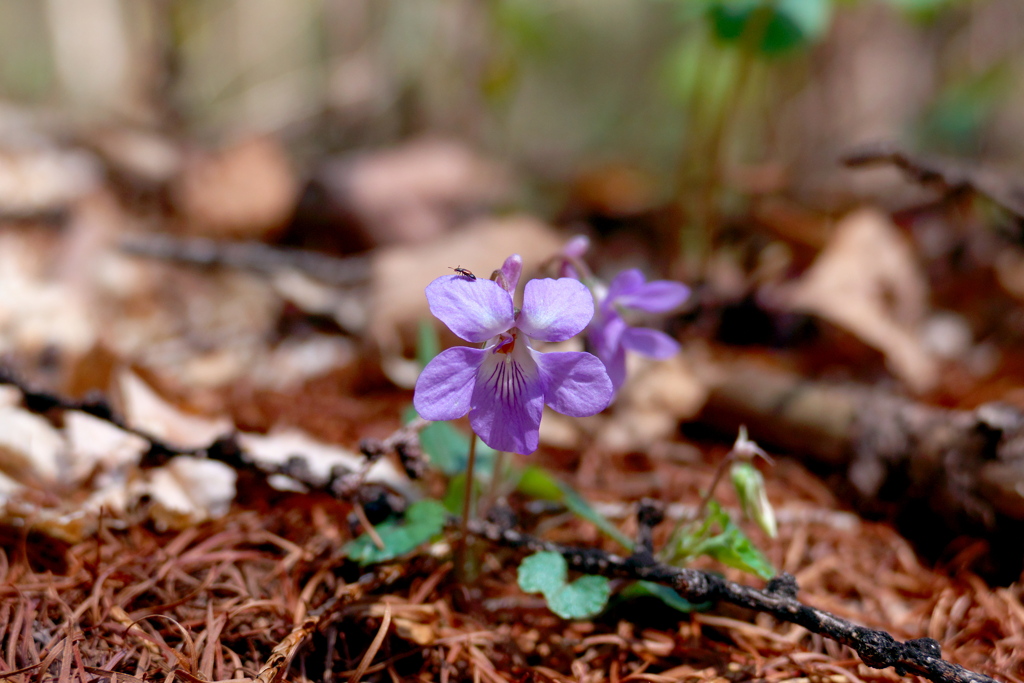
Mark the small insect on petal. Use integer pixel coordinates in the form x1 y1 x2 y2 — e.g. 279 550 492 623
449 265 477 280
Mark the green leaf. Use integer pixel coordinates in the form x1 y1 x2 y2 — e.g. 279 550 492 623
416 319 440 368
730 461 777 538
619 581 712 613
547 575 611 620
517 551 567 595
403 407 495 477
707 0 831 55
517 551 611 620
880 0 953 20
689 503 775 580
343 499 448 566
516 464 564 500
667 502 775 580
517 465 633 549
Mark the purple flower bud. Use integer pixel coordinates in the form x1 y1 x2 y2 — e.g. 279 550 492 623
495 254 523 294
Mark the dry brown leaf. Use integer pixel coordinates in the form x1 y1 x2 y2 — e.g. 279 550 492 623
0 405 66 486
318 137 510 247
138 456 237 531
64 410 148 482
541 352 707 453
0 227 97 359
175 135 298 239
237 428 412 497
118 371 233 449
780 208 937 393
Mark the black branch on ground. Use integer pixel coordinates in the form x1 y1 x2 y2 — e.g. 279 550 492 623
468 515 1000 683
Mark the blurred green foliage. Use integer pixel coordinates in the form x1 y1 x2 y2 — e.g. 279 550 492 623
706 0 832 54
0 0 1020 208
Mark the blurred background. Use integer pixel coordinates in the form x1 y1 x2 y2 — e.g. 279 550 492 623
3 0 1023 221
2 0 1024 403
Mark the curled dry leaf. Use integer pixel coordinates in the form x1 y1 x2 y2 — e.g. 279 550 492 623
174 135 298 239
779 208 937 393
313 137 511 247
595 354 708 453
136 456 238 531
540 353 707 454
0 228 97 360
118 371 233 449
0 405 66 487
237 428 413 497
64 410 148 483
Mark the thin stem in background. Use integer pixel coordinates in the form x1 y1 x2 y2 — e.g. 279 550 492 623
456 433 479 578
487 449 506 510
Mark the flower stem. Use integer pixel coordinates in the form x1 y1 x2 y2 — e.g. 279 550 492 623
461 433 478 525
457 434 479 580
664 449 737 555
487 450 506 510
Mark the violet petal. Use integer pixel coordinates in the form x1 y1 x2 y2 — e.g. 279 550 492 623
517 278 594 342
589 312 627 361
621 326 680 359
497 254 523 294
562 235 590 260
413 346 486 421
425 275 514 343
600 344 628 392
617 280 690 313
469 345 545 454
607 268 645 301
537 351 613 417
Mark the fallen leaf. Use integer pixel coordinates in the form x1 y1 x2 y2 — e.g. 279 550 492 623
137 456 238 530
237 428 413 497
780 208 937 393
64 410 148 483
310 137 511 247
175 135 298 239
118 371 233 448
595 354 708 454
0 144 100 217
0 405 66 485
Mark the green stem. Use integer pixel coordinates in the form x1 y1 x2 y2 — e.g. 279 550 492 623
663 449 737 561
457 434 479 581
461 434 478 531
487 449 506 510
677 3 771 277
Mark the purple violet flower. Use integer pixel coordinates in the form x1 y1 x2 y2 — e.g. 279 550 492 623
413 255 613 455
589 268 690 390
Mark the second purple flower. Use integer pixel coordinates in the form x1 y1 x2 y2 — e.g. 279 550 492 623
589 268 690 391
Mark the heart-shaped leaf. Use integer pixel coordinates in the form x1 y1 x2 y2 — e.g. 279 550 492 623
344 499 448 566
517 551 611 620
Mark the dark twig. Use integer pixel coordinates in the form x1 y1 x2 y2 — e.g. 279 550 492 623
634 498 664 557
0 367 415 512
120 233 373 287
0 365 208 464
467 517 1001 683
